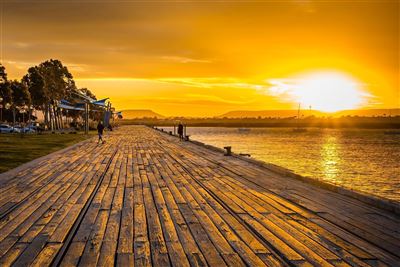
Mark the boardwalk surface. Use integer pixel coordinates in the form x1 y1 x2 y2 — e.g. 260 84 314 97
0 126 399 266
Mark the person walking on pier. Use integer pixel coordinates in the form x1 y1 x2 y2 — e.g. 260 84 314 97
178 122 184 141
97 121 105 144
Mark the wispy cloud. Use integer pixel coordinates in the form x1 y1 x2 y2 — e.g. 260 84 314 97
4 60 37 71
184 93 254 105
161 56 212 64
4 60 90 77
133 95 253 107
156 77 268 90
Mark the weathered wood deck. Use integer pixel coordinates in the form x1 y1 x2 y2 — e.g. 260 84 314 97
0 125 399 266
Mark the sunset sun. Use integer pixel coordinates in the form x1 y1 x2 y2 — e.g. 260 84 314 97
292 72 368 113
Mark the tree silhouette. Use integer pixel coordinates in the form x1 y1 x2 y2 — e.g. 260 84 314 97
0 64 12 105
3 60 99 129
9 80 31 124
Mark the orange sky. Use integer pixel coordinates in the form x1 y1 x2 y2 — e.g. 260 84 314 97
2 0 399 116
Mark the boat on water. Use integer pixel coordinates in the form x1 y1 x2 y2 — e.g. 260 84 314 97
292 103 307 133
292 127 307 133
238 128 251 133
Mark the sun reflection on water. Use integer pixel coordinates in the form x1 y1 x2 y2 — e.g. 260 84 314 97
320 135 340 184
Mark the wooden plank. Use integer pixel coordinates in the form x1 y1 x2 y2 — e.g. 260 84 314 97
0 242 28 266
133 172 151 266
97 185 124 266
78 210 109 266
59 241 86 267
117 187 134 254
142 173 171 267
146 171 190 267
30 242 63 267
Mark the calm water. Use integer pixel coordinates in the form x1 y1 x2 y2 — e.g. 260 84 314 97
163 127 400 201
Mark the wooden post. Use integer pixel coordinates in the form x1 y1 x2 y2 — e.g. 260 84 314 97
224 146 232 156
87 103 90 134
84 103 89 135
66 110 69 128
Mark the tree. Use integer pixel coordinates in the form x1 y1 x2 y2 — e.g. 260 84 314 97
0 65 12 122
0 64 12 103
23 67 47 109
27 59 75 130
0 64 7 83
38 59 74 100
9 80 31 124
21 59 99 130
23 67 48 126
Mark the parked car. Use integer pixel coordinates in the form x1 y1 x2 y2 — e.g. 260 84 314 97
12 126 22 133
25 124 43 133
22 126 37 133
0 124 14 133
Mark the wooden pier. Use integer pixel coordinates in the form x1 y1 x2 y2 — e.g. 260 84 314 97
0 126 399 266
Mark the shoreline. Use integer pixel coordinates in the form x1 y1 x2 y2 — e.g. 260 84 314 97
125 122 400 129
120 116 400 129
153 126 400 215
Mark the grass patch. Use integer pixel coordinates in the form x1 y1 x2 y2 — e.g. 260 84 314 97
0 132 96 173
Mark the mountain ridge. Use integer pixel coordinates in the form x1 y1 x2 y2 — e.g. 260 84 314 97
121 109 165 119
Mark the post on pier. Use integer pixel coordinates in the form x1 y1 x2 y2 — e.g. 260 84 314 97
84 103 89 135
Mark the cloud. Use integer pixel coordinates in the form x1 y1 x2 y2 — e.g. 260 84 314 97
4 60 89 76
132 96 253 107
184 93 254 105
156 77 268 91
161 56 212 64
4 60 36 70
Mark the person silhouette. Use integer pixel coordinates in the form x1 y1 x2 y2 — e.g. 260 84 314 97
177 123 184 141
97 121 105 144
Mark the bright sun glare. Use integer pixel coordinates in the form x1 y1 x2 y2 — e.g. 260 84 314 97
291 72 368 112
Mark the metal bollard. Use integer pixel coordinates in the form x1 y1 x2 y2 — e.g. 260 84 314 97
224 146 232 156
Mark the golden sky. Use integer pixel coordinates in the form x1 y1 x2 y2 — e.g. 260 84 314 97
2 0 399 116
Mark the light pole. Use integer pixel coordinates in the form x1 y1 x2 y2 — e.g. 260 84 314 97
29 105 33 125
4 103 10 122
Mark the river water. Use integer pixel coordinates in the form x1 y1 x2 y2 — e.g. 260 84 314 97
162 127 400 202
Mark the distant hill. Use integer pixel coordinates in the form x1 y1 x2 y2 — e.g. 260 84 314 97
218 109 400 118
121 109 165 119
